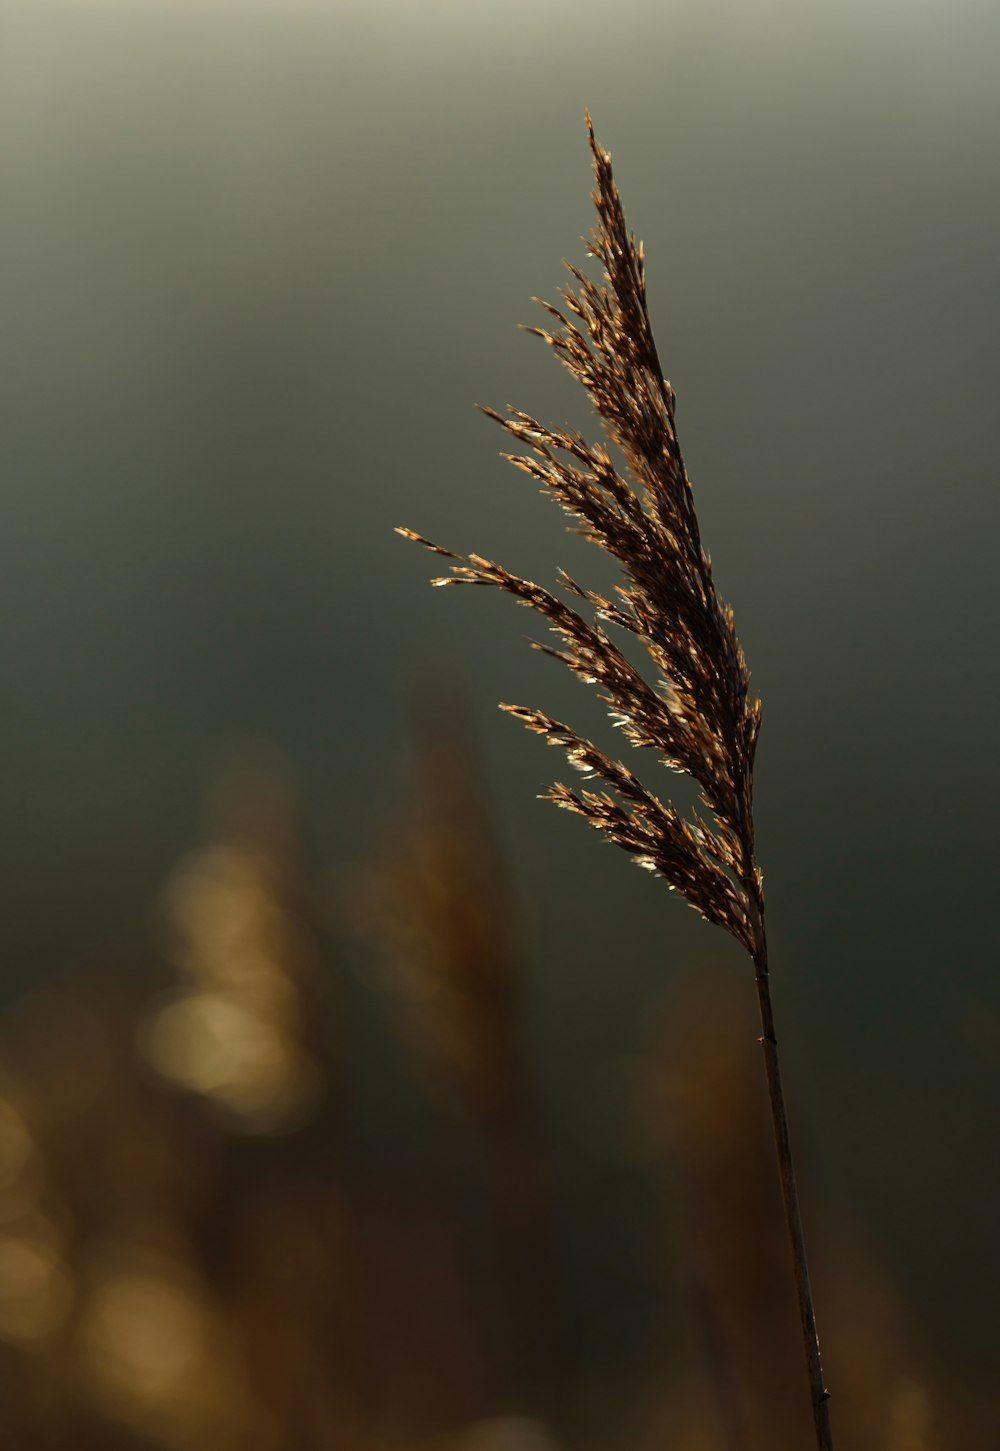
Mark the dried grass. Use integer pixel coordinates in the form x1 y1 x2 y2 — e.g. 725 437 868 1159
400 116 758 952
400 116 835 1450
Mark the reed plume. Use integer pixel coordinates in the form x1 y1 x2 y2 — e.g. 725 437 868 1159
398 116 834 1450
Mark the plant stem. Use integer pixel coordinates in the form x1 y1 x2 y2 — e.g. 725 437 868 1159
751 921 834 1451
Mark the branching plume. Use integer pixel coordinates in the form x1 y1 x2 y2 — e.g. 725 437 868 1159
398 116 836 1451
399 115 762 960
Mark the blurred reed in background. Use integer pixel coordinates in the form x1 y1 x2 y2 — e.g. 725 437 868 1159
0 728 988 1449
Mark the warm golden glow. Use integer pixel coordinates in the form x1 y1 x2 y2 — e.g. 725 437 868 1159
142 988 319 1127
142 834 322 1132
82 1269 209 1402
77 1250 256 1447
0 1098 34 1189
0 1214 73 1344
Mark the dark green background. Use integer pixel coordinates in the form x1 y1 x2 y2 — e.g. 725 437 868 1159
2 0 998 1389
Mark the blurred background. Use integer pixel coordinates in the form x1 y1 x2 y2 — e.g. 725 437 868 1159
1 0 998 1445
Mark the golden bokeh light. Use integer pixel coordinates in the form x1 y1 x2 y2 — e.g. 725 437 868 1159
140 805 324 1133
77 1248 261 1448
0 1096 35 1190
0 1212 73 1345
141 987 320 1129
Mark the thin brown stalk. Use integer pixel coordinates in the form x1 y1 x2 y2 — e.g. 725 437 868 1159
753 912 834 1450
398 115 834 1448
